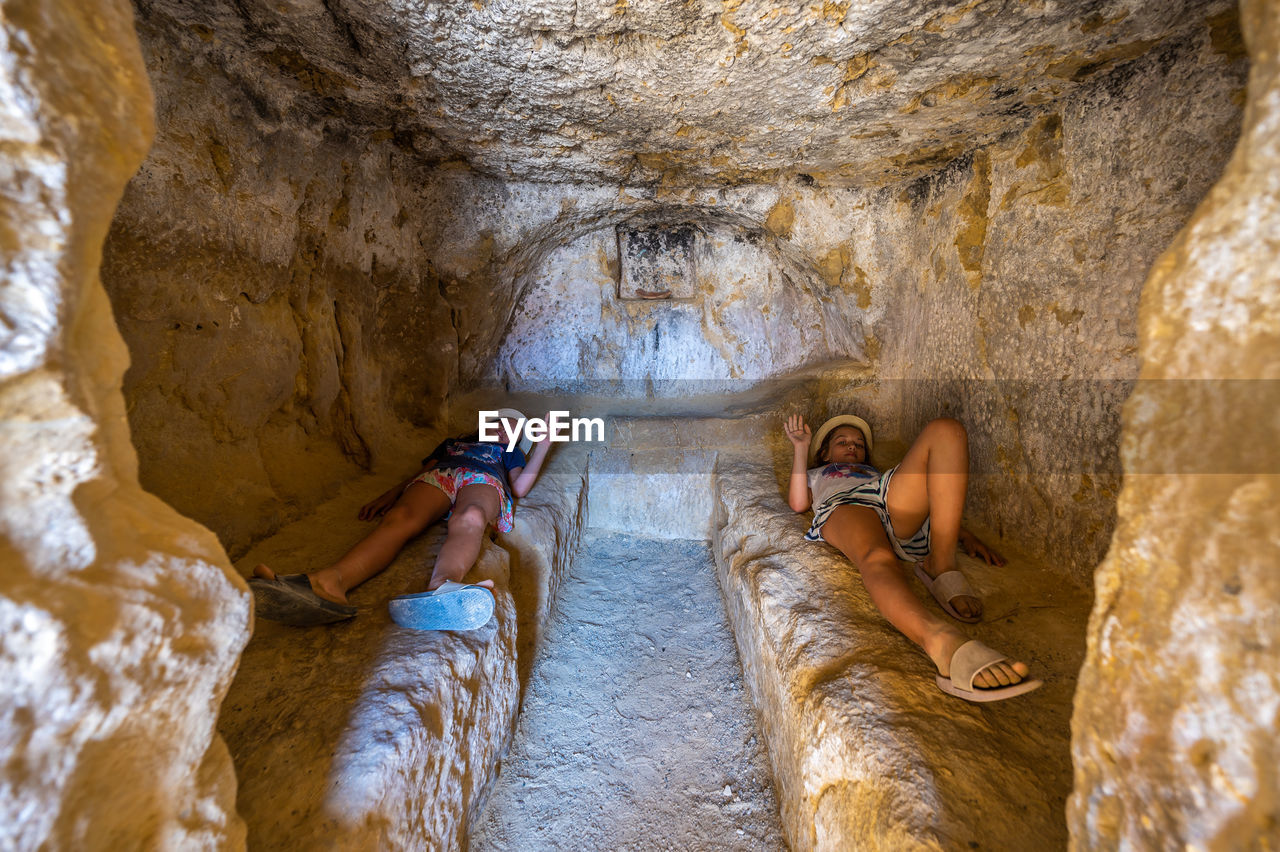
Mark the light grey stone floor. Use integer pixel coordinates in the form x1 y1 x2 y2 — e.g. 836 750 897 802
471 532 785 851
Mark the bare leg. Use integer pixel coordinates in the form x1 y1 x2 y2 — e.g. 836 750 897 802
254 481 451 604
426 483 501 592
883 417 979 619
822 505 1027 688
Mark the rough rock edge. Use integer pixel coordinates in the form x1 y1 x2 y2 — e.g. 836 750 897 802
0 0 250 849
1068 0 1280 846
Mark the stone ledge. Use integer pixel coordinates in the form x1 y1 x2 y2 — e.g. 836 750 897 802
217 465 586 850
587 447 718 540
712 456 1091 851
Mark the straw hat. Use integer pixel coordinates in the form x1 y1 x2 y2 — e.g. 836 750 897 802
495 407 534 455
810 414 873 465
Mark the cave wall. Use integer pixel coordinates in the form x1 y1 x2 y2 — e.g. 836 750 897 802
0 0 248 847
1069 0 1280 845
3 0 1270 846
814 22 1246 580
493 220 866 398
104 8 1244 578
104 6 1242 578
470 17 1244 579
101 17 457 557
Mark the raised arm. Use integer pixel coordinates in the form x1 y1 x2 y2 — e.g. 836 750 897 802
509 428 553 499
785 414 813 513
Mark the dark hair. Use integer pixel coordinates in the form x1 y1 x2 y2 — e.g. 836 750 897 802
815 431 838 464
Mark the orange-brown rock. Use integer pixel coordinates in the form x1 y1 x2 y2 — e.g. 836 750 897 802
1069 0 1280 846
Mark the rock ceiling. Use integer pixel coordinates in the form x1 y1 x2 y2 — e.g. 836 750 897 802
135 0 1232 186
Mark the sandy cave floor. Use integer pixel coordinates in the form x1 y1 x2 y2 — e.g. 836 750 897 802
470 532 787 851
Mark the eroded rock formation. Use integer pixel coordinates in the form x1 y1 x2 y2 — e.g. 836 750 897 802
1070 0 1280 845
2 0 1276 848
0 0 248 847
123 0 1238 187
101 0 1247 580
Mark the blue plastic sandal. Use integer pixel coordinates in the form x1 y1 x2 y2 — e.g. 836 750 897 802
389 581 495 631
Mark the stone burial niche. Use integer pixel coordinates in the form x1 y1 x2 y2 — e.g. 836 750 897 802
3 0 1278 849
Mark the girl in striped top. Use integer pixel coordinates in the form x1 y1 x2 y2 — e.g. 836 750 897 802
785 413 1041 703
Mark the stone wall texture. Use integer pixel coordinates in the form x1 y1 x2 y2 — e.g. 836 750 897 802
475 22 1242 582
852 26 1247 583
100 15 457 556
1069 0 1280 846
0 1 249 848
494 222 865 397
120 0 1237 188
101 3 1246 587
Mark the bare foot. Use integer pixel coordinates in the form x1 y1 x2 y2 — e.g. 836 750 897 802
253 564 351 606
921 553 982 620
925 627 1029 689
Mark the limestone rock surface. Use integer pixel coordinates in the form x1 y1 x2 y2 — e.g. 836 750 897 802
133 0 1232 187
583 412 781 540
496 223 865 396
218 457 586 849
101 22 455 556
1069 0 1280 846
486 23 1240 580
811 28 1245 584
3 0 1270 843
588 448 718 540
0 0 249 848
102 7 1243 584
713 457 1093 851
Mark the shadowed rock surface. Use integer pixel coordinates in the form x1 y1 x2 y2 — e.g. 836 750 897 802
131 0 1233 187
1069 1 1280 846
0 2 249 848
